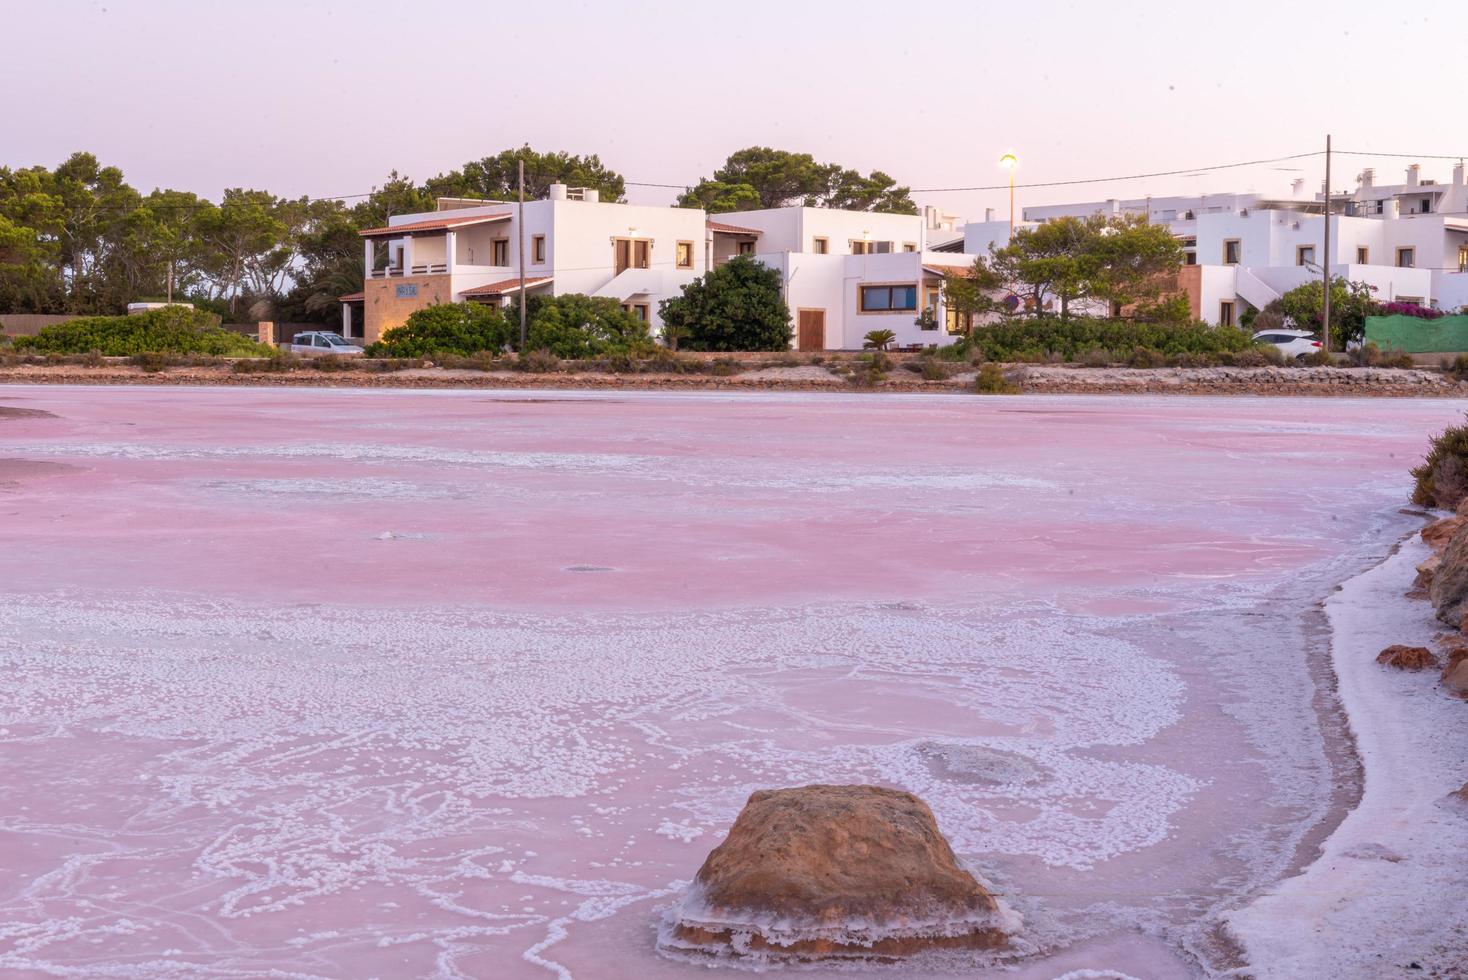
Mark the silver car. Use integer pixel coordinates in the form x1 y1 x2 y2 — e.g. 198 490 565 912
290 331 364 356
1252 329 1321 361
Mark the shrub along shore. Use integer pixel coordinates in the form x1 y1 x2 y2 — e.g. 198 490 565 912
3 305 1455 396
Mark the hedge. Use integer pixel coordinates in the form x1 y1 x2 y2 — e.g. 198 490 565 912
11 306 272 356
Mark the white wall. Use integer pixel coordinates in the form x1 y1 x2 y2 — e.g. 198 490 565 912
723 207 924 256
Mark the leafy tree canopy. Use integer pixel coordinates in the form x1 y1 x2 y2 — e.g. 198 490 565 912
426 147 627 203
945 214 1185 322
1279 276 1377 350
678 147 917 214
658 255 792 351
366 302 513 358
510 294 652 358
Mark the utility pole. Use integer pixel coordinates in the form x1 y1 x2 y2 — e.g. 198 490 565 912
1322 134 1332 355
517 158 527 350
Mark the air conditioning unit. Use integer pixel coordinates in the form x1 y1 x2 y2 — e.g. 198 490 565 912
1240 208 1250 217
1291 221 1301 230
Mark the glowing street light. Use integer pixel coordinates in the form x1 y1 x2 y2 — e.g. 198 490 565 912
999 153 1019 237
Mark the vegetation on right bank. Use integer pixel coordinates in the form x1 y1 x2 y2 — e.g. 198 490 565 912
1413 418 1468 510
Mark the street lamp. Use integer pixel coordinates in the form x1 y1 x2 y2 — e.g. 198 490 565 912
999 153 1018 237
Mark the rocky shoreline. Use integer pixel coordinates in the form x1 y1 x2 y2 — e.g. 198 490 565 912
1 361 1465 397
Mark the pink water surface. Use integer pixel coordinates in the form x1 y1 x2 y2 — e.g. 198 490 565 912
0 385 1462 979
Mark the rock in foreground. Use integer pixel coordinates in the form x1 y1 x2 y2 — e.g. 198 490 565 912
1376 645 1440 670
658 784 1017 964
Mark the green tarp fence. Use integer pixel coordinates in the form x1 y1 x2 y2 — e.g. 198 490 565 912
1364 314 1468 354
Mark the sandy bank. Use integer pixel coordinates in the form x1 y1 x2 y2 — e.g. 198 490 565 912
1223 535 1468 977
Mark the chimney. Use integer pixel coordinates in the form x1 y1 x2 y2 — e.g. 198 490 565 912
1454 161 1466 186
583 189 600 203
547 183 568 201
1384 198 1401 220
1406 165 1420 187
984 207 995 222
1360 168 1374 189
1291 178 1306 197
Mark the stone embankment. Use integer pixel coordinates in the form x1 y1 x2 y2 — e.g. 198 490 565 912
1 360 1465 396
1402 500 1468 699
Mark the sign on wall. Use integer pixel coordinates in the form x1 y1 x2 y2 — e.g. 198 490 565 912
396 284 418 299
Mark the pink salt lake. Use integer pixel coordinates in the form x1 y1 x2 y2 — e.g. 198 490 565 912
0 385 1460 979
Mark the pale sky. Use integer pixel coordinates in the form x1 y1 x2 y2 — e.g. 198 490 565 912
3 0 1465 220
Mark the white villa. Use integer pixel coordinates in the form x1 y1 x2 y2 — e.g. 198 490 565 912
344 186 975 350
963 164 1468 326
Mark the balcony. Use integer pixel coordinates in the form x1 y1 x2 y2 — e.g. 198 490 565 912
368 263 449 279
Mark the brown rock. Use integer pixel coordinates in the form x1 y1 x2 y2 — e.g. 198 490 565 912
1441 649 1468 697
1415 554 1442 588
1429 527 1468 627
1422 516 1467 551
658 785 1014 963
1457 497 1468 519
1376 645 1439 670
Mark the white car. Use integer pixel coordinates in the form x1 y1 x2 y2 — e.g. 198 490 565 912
1252 329 1322 361
290 331 364 356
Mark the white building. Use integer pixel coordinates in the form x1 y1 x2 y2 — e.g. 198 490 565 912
716 206 972 349
350 188 976 350
353 185 710 344
960 164 1468 325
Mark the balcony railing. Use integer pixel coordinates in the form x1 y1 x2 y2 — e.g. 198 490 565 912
368 263 448 279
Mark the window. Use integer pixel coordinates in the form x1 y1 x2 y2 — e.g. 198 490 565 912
1219 301 1236 327
1422 198 1432 213
1397 247 1415 268
850 240 893 255
676 241 694 269
532 235 545 263
903 242 917 252
945 308 972 335
1459 245 1468 273
859 284 918 312
492 239 509 265
812 237 829 254
1223 239 1241 265
1296 245 1315 267
737 241 755 256
623 303 649 321
1357 246 1370 265
1184 251 1196 266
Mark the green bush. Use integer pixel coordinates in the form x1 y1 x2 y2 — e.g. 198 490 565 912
510 294 652 359
974 363 1018 394
1412 419 1468 509
133 351 169 373
1127 346 1167 369
950 316 1257 363
12 307 269 357
517 349 561 373
658 255 793 351
366 302 512 358
1445 354 1468 381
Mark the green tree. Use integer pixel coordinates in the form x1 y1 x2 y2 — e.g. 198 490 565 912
366 302 513 357
510 294 651 357
863 328 897 351
678 147 916 214
350 171 436 229
1279 276 1377 350
427 148 627 202
946 214 1184 322
658 255 792 351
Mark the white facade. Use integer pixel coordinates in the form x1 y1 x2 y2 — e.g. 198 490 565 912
361 186 709 342
958 164 1468 325
718 207 968 349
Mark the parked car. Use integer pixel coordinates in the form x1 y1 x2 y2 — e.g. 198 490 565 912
1252 329 1321 361
289 331 364 356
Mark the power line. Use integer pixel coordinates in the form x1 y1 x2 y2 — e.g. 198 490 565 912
907 151 1327 193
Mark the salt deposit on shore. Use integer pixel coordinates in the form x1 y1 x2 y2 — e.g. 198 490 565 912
1223 535 1468 976
2 386 1466 978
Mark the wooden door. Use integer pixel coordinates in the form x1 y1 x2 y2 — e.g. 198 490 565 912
797 309 825 351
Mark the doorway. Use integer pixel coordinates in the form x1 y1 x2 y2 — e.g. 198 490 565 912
797 309 826 351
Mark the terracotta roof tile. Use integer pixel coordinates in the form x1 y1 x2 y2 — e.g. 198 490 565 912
459 276 554 298
358 212 511 237
705 220 762 236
